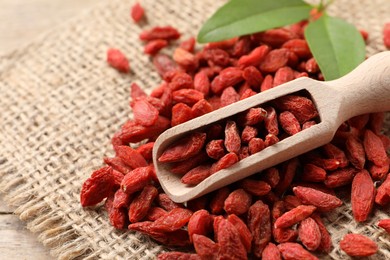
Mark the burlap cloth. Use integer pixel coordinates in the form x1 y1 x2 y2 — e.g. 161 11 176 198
0 0 389 259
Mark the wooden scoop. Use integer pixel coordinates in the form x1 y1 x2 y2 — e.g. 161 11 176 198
153 51 390 203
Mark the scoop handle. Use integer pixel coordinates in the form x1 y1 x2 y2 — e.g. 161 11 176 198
325 51 390 120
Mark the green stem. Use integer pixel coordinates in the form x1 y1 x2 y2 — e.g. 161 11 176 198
317 0 334 12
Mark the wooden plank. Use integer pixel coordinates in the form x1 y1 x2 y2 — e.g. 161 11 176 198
0 195 53 259
0 214 53 259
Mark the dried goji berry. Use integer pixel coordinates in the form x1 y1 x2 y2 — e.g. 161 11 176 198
140 26 180 41
107 48 130 73
181 164 212 185
279 111 301 136
283 195 303 211
193 71 210 96
206 139 225 160
238 45 270 68
363 129 389 168
227 214 253 252
157 193 182 211
159 132 206 163
211 67 243 94
210 187 230 215
369 112 385 134
240 179 271 196
262 242 281 260
152 208 193 232
351 169 375 222
128 185 158 223
273 67 294 87
158 252 201 260
293 186 342 212
169 152 208 175
260 75 274 92
273 227 298 244
121 166 152 195
305 58 319 74
255 28 296 47
136 142 154 161
264 106 279 135
247 200 271 257
232 36 252 57
275 158 298 195
103 157 132 175
187 209 213 242
264 134 279 147
259 49 290 73
248 137 266 154
80 166 115 207
348 114 370 130
224 189 252 215
107 200 128 229
277 242 319 260
130 82 147 100
116 145 148 169
274 205 316 229
129 221 190 247
144 39 168 55
377 219 390 234
210 152 239 174
345 135 366 169
375 174 390 206
130 2 144 22
172 89 204 106
192 234 218 259
322 143 349 168
224 121 241 154
173 48 198 71
262 167 280 188
301 163 327 182
324 167 356 188
311 214 332 253
118 116 170 144
241 126 258 143
169 72 193 90
216 219 247 260
273 95 318 124
282 39 311 59
340 233 378 257
191 99 213 118
179 37 196 53
240 107 267 126
220 87 240 107
146 207 168 221
113 188 133 209
153 54 177 78
132 99 159 127
298 217 321 251
171 102 193 126
242 66 263 87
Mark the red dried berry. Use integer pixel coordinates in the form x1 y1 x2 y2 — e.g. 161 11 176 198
107 48 130 73
80 166 115 207
130 2 145 22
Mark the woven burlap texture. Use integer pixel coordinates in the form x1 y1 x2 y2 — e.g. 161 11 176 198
0 0 389 259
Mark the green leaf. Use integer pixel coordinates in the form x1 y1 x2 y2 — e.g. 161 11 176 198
304 14 366 80
197 0 312 43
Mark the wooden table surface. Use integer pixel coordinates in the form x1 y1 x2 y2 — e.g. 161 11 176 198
0 1 103 259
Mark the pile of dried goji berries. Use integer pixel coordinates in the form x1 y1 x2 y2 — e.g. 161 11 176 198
81 2 390 259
